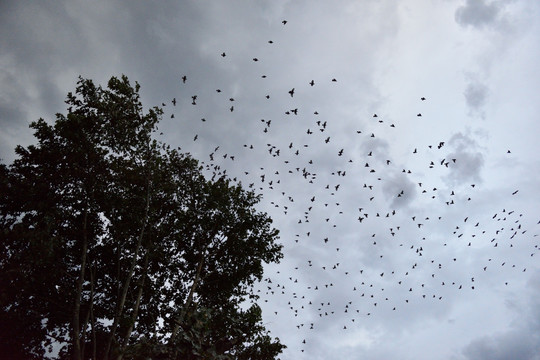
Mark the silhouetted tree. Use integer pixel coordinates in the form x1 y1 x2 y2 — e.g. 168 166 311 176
0 76 285 360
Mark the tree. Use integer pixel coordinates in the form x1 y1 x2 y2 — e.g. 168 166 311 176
0 75 285 359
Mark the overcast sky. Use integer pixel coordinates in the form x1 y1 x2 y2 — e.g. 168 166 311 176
2 1 540 359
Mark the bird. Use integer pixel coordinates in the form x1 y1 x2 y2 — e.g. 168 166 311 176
221 52 226 57
289 88 295 97
181 75 187 83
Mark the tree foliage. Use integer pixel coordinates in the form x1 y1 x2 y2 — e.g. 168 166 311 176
0 76 285 359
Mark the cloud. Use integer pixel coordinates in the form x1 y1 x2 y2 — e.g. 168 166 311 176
463 332 540 360
360 137 389 162
464 80 488 116
461 270 540 360
443 132 484 186
382 171 417 209
2 2 540 360
455 0 502 29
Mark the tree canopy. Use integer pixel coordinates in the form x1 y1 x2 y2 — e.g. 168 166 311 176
0 75 285 359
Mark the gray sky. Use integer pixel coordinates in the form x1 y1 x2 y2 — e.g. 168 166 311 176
1 1 540 359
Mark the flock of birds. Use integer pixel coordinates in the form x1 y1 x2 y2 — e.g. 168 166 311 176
155 19 539 356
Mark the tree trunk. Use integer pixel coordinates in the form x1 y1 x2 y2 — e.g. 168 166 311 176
104 177 151 359
80 301 91 359
72 208 88 360
90 265 97 360
116 250 149 360
168 223 220 345
169 249 205 344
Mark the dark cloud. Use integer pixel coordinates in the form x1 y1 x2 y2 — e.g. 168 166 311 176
455 0 502 29
2 1 540 359
462 270 540 360
361 137 389 161
464 80 488 115
0 100 29 163
382 171 417 208
463 332 540 360
443 132 484 186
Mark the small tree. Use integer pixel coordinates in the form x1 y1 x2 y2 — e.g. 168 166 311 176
0 76 285 359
